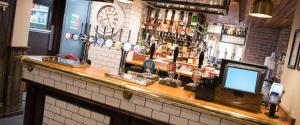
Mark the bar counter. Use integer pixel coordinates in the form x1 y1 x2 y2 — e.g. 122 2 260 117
19 56 293 125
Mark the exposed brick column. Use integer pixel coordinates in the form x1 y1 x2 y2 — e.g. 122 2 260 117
243 27 280 65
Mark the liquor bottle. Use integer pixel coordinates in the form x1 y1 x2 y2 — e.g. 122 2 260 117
158 9 166 25
166 9 173 25
191 13 198 28
173 10 180 26
181 12 189 35
146 7 152 23
186 12 193 36
176 11 184 35
150 8 156 24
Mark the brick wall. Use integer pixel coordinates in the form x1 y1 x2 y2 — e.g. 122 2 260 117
275 28 291 57
243 27 291 65
88 1 146 72
243 27 280 65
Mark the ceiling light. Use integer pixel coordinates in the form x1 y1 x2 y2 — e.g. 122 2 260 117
249 0 273 18
118 0 133 4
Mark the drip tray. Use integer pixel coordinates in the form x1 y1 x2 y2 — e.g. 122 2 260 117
42 57 89 68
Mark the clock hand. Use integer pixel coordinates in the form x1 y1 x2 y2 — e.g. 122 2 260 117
106 14 113 29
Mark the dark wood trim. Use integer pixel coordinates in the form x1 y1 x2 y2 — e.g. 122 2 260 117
22 78 169 125
288 29 300 69
0 0 20 118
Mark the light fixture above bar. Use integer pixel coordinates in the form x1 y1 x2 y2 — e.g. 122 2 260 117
249 0 273 18
142 0 230 15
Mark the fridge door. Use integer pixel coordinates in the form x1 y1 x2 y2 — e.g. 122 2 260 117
30 0 53 30
59 0 91 58
28 0 54 55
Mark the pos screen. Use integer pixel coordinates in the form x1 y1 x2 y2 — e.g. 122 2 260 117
224 66 259 94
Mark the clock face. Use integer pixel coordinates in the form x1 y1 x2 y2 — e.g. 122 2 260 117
97 5 124 36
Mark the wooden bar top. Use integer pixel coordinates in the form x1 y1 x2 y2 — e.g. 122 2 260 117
19 56 294 125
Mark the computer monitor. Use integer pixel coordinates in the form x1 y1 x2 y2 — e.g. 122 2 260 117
220 60 266 94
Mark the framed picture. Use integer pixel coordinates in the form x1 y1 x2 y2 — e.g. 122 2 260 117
288 29 300 69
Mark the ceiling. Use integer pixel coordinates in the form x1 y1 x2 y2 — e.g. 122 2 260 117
205 0 297 29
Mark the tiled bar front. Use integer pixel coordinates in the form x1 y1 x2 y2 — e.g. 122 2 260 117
22 65 242 125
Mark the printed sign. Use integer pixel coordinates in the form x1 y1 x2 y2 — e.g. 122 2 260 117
70 14 80 30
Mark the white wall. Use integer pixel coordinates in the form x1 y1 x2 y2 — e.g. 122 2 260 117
280 0 300 124
88 0 146 72
11 0 32 47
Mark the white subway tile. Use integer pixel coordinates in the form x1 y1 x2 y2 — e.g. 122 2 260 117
130 95 145 106
103 116 110 124
72 113 84 123
79 108 92 118
120 101 135 112
32 68 39 75
145 99 162 111
84 118 97 125
188 120 206 125
55 81 67 91
50 72 62 81
200 114 220 125
74 79 87 88
66 85 79 95
79 88 92 99
152 110 169 123
49 105 61 114
45 96 56 105
91 112 104 122
221 119 241 125
43 117 49 124
180 108 200 121
76 122 84 125
100 86 114 97
61 108 72 119
56 100 67 109
40 69 50 78
169 115 188 125
162 104 180 116
44 78 55 87
45 103 51 110
96 122 106 125
65 118 77 125
54 114 65 123
105 96 120 108
48 119 60 125
92 93 106 104
113 90 125 100
62 75 74 85
33 75 44 83
44 110 54 119
135 105 152 118
23 71 34 80
67 104 79 113
86 82 100 92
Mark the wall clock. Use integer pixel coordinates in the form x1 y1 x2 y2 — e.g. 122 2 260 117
97 4 124 36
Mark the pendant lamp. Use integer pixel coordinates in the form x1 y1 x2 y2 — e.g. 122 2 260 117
249 0 273 18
